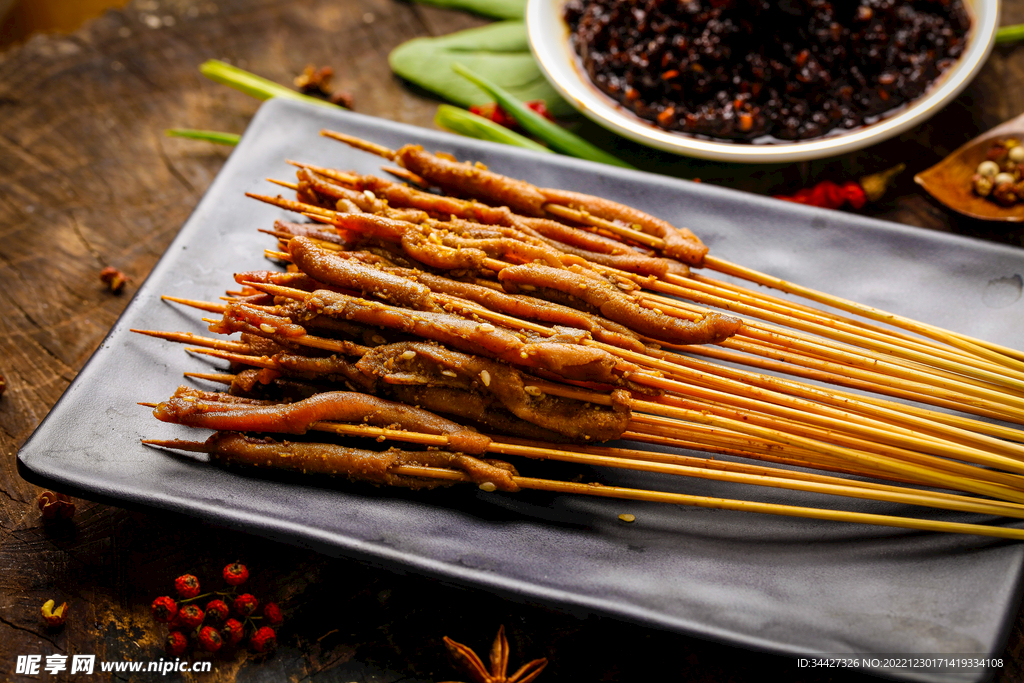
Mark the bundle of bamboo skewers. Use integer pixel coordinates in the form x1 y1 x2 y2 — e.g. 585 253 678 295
138 130 1024 541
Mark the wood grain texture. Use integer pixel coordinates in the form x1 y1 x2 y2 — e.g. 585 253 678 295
1 1 1023 681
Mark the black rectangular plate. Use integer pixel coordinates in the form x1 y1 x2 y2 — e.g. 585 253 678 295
18 99 1024 683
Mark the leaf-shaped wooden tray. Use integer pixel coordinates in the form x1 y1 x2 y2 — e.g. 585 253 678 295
915 111 1024 222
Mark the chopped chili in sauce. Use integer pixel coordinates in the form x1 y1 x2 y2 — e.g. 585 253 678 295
564 0 970 142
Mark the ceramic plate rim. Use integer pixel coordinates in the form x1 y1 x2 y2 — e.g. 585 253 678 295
526 0 1000 162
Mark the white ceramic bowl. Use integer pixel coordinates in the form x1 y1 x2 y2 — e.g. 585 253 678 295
527 0 1000 163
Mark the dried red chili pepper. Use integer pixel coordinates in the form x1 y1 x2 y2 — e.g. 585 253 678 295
469 100 554 130
774 164 904 210
777 180 867 210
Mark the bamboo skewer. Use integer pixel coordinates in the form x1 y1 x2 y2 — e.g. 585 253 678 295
631 398 1024 504
163 263 1024 457
161 280 1024 484
637 276 1024 392
187 348 278 369
318 128 1024 371
166 332 1024 505
541 193 1024 370
643 347 1024 457
637 295 1024 411
319 130 395 159
141 438 1024 541
259 185 1020 416
183 371 235 384
686 272 976 357
643 398 1024 496
515 376 1024 503
621 425 912 483
683 344 1024 434
302 420 1024 517
703 255 1024 369
617 348 1024 464
134 132 1024 541
230 277 1024 459
267 178 300 191
256 192 1024 422
131 329 252 354
700 336 1024 423
503 429 930 489
507 474 1024 541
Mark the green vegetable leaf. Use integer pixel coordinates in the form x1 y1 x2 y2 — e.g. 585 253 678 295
411 0 525 20
389 21 572 117
451 62 634 168
166 129 241 146
435 105 552 152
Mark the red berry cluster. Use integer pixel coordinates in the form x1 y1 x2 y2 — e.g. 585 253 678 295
150 563 282 658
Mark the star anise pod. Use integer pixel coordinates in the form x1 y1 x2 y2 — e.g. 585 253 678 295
441 625 547 683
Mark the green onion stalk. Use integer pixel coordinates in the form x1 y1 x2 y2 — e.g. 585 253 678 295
996 23 1024 44
199 59 342 108
434 105 553 153
166 129 241 145
451 62 635 169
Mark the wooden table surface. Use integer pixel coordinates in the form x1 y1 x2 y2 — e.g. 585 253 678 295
2 1 1024 680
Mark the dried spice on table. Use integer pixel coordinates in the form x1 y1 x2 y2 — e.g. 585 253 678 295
294 64 334 97
441 625 547 683
294 63 353 108
774 164 905 210
99 266 129 294
37 490 75 520
41 599 68 628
